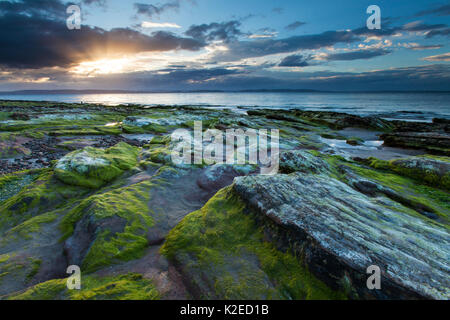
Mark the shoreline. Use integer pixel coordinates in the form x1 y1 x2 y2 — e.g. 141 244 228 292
0 100 448 174
0 99 449 300
1 91 449 122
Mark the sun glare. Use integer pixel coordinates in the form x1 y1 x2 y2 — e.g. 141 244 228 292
71 58 133 77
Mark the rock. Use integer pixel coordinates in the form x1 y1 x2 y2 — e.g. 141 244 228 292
196 164 253 191
232 173 450 299
346 138 363 146
54 142 139 188
293 111 393 131
279 150 330 174
367 155 450 191
381 132 450 155
123 116 183 127
161 187 346 300
10 112 30 121
62 181 153 272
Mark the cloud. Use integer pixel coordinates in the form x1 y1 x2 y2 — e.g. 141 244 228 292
185 20 243 42
422 52 450 62
402 21 447 32
409 44 443 50
82 0 107 6
272 7 283 14
353 20 449 39
127 64 450 91
211 30 358 62
278 54 311 67
0 0 66 18
134 1 180 18
0 1 204 69
425 28 450 38
324 49 392 61
285 21 306 31
249 32 277 39
416 4 450 17
141 21 181 28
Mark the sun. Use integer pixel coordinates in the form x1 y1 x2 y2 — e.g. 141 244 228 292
70 57 133 77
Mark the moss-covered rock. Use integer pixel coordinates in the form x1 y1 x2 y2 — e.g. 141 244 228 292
367 155 450 191
232 173 450 299
0 169 88 233
8 273 160 300
61 180 154 273
55 142 139 188
0 171 37 203
161 187 345 300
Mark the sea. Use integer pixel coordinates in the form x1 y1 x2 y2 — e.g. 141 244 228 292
1 92 449 122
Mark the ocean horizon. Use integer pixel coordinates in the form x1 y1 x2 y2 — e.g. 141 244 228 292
1 91 450 122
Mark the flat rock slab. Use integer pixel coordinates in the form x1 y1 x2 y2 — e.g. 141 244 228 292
233 173 450 299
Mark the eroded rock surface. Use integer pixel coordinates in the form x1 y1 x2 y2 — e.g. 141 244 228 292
232 173 450 299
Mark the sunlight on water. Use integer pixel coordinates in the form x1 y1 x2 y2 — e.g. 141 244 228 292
1 92 449 121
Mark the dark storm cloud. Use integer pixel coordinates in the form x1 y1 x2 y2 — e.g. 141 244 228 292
0 0 204 69
278 49 390 67
211 30 359 62
156 67 242 82
203 65 450 91
353 21 449 38
325 49 392 61
416 4 450 17
185 21 243 42
278 54 311 67
0 0 66 18
134 1 180 18
425 28 450 38
402 22 447 32
90 67 243 90
99 64 449 92
285 21 306 31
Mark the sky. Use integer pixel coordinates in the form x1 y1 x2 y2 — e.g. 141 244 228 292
0 0 449 91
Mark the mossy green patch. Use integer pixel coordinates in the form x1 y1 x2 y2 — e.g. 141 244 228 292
0 169 88 232
8 273 160 300
366 156 450 191
0 172 37 203
123 123 168 134
345 162 450 224
2 210 59 243
61 180 154 272
161 187 346 300
26 258 42 282
55 142 139 188
0 253 11 264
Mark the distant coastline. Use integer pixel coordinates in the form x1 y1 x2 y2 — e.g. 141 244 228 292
1 89 450 95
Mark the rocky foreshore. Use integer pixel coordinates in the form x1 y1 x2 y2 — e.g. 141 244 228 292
0 100 448 300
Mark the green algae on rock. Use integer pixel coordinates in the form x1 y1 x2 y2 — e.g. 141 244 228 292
61 180 154 273
54 142 139 188
366 155 450 191
232 173 450 299
0 169 88 233
1 101 449 300
161 187 346 300
8 273 160 300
